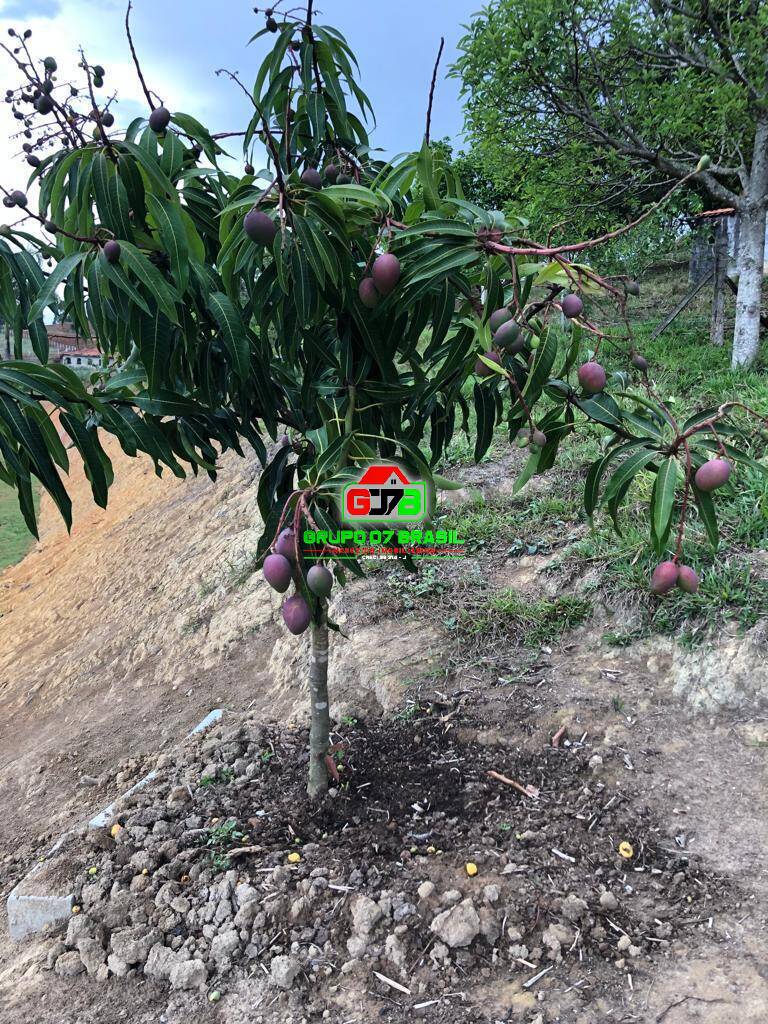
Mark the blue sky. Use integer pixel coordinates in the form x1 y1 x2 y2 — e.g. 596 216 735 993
0 0 480 199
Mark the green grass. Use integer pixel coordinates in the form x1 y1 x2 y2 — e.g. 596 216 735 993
0 482 39 572
438 491 582 553
458 591 592 647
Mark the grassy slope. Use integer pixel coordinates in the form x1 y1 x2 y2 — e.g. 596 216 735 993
437 277 768 648
0 482 38 573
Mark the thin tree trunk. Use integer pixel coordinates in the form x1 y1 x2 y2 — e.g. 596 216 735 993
3 323 9 360
307 616 330 799
710 216 728 347
732 117 768 369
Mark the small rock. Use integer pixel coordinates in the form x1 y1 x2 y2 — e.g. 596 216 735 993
106 954 128 978
46 941 66 969
430 898 480 949
211 929 240 966
350 895 382 934
78 775 98 788
170 958 207 991
55 951 85 977
110 926 161 965
78 938 106 976
561 894 589 924
144 943 180 980
417 881 435 901
483 884 500 904
599 891 619 911
617 934 631 952
270 954 300 990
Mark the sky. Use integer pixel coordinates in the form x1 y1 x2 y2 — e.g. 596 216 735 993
0 0 480 226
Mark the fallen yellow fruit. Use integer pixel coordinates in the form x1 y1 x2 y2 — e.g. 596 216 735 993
426 846 436 855
71 905 81 915
618 841 634 859
287 852 301 864
465 862 478 877
110 823 122 838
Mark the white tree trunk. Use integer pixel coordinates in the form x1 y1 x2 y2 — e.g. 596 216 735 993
733 117 768 368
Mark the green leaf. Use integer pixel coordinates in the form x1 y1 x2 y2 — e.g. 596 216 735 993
207 291 250 384
134 309 172 396
146 193 189 291
473 381 495 461
28 252 86 323
651 457 678 552
119 241 180 324
602 448 659 507
692 485 719 549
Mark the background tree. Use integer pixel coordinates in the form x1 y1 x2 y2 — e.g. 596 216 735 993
0 1 763 802
454 0 768 368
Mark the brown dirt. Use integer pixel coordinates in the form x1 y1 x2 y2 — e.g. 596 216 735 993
0 445 766 1023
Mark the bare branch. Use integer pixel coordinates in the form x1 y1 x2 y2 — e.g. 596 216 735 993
125 2 156 111
425 37 445 145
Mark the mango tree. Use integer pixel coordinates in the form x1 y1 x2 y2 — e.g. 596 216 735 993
0 2 763 799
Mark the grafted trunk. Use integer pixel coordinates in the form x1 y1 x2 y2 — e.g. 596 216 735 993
710 216 728 347
733 117 768 369
307 617 330 799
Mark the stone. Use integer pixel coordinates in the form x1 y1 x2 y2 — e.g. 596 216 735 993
617 934 631 952
350 894 382 934
110 925 161 965
561 894 589 923
78 937 106 975
483 884 500 904
384 933 406 969
417 881 435 901
542 923 573 960
106 954 128 977
46 940 66 969
144 943 180 980
430 899 480 949
55 951 85 977
234 899 260 928
66 913 94 947
169 958 207 990
599 891 619 911
210 929 239 965
270 954 300 990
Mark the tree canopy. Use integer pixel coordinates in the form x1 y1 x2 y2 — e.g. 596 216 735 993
454 0 768 365
0 1 764 793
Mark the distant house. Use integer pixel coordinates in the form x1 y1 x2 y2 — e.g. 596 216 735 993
46 322 94 355
59 347 104 368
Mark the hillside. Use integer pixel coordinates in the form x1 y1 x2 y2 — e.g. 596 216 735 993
0 311 766 1022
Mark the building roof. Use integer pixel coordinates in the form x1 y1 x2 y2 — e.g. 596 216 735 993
60 347 101 358
358 465 410 486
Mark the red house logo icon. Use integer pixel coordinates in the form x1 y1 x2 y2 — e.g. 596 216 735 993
341 463 427 522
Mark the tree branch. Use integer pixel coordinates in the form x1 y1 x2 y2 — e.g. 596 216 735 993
125 1 156 110
425 37 445 145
